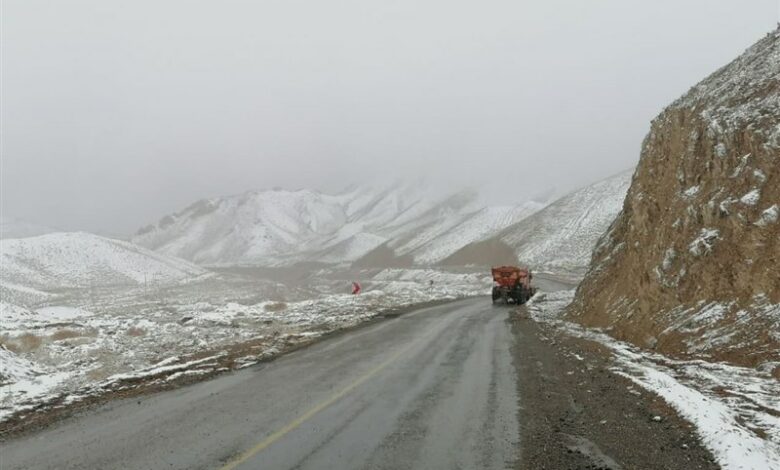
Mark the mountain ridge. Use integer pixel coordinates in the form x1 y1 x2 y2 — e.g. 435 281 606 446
439 169 633 274
132 182 544 266
0 232 209 303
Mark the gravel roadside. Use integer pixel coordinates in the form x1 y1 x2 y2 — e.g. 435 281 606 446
510 309 720 470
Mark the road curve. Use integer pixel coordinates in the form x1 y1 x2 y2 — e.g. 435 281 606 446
1 295 536 470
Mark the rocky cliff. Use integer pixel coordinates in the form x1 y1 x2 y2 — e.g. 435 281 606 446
570 29 780 368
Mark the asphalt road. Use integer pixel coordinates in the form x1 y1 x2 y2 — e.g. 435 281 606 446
0 280 569 470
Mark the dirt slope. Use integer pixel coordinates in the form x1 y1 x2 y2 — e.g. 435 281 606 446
570 29 780 368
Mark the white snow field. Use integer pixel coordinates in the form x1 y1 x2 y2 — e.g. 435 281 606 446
1 232 209 291
527 290 780 470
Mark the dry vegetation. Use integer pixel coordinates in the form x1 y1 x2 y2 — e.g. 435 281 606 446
126 327 147 337
49 329 86 341
264 302 287 312
1 333 43 353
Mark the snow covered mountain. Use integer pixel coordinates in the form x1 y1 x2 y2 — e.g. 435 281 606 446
133 183 543 266
0 232 208 296
384 202 544 265
504 170 632 272
0 216 57 239
441 170 633 274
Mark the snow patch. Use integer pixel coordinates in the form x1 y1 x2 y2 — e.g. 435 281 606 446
661 248 676 271
714 143 728 158
527 289 780 469
682 185 700 198
619 367 780 470
689 229 720 257
755 205 779 227
35 306 94 322
740 189 761 206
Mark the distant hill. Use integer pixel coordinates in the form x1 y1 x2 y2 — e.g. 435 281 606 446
0 232 208 295
133 183 543 267
441 170 633 275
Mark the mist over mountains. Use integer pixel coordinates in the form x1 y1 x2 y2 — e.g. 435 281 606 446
0 216 58 240
129 174 628 270
131 181 547 266
2 171 633 278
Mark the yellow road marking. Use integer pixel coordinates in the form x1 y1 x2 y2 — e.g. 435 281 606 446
219 347 409 470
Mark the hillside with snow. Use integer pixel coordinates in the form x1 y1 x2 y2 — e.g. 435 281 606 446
133 183 543 267
388 202 544 265
441 170 633 275
0 232 208 300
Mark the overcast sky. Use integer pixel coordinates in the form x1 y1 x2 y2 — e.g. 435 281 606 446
2 0 777 234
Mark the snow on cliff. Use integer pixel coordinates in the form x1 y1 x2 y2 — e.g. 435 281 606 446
571 28 780 367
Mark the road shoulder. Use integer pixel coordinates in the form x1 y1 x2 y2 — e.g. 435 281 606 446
509 309 719 470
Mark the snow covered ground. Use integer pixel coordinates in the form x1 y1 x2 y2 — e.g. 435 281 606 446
0 269 491 425
1 232 209 292
0 229 495 427
527 290 780 470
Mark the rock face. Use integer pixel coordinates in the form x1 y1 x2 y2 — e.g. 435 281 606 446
570 29 780 367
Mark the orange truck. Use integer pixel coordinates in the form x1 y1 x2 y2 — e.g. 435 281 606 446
491 266 536 305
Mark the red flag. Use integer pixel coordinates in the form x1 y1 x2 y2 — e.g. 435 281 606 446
351 281 361 295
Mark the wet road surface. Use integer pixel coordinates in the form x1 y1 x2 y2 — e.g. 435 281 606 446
0 275 719 470
1 294 535 470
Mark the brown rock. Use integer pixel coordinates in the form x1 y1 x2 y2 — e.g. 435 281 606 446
569 28 780 367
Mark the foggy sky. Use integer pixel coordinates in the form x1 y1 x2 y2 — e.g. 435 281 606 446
2 0 777 235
